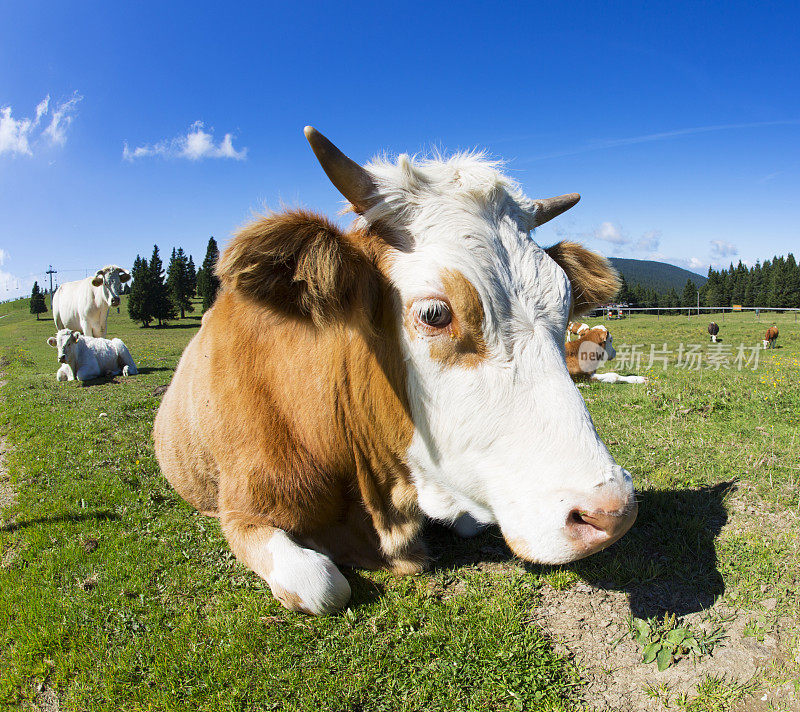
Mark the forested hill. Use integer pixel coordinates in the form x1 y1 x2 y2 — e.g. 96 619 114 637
608 258 707 293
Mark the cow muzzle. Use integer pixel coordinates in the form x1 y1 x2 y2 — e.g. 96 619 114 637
565 493 637 557
58 355 66 363
111 297 121 307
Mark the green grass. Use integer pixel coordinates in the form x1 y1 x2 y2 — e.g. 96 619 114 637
1 302 798 710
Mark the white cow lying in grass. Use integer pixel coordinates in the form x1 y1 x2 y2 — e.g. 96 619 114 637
47 329 138 382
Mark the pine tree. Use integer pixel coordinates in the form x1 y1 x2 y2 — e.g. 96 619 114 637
187 255 197 300
759 260 772 306
744 262 760 307
783 254 800 308
681 279 698 309
30 281 47 319
704 269 720 308
731 261 747 305
199 237 221 312
128 255 153 327
195 266 205 299
166 247 194 318
149 245 176 326
617 275 631 304
630 283 646 307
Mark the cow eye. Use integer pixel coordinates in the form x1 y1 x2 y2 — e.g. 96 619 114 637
416 300 452 329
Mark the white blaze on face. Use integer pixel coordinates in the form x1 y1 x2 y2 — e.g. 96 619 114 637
359 153 636 564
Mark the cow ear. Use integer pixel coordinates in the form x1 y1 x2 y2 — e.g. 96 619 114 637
545 241 620 318
216 209 374 326
92 271 104 287
119 270 131 283
47 337 56 347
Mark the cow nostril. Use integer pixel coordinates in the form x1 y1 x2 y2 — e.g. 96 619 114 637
566 498 637 547
567 509 604 532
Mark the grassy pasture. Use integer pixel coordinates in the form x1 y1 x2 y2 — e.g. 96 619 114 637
0 299 798 711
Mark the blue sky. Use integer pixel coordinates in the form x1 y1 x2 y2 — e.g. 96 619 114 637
1 0 798 298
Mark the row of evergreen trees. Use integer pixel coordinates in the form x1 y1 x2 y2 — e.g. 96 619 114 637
128 237 220 327
617 253 799 309
702 255 800 309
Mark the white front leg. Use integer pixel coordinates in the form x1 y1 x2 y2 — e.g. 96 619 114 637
591 372 647 384
56 364 74 381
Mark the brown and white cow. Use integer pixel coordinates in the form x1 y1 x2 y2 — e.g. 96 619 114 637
708 322 719 343
565 325 647 384
154 128 638 614
567 321 590 340
763 326 779 349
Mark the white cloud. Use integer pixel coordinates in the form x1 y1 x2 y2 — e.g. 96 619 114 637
526 119 800 163
594 221 629 245
43 92 82 146
0 248 9 266
636 230 661 253
0 93 81 157
34 96 50 125
123 121 247 162
0 106 34 156
710 240 738 260
668 256 707 273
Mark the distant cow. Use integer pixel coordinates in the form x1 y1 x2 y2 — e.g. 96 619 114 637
153 127 638 615
763 326 779 349
53 265 131 338
708 322 720 342
566 325 647 384
48 329 138 382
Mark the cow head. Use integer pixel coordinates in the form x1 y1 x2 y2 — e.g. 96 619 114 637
92 265 130 307
47 329 81 365
575 326 616 373
219 128 637 565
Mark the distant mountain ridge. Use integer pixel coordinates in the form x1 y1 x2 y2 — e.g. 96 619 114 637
608 257 707 294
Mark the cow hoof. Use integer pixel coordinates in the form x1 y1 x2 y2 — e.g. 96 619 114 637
122 366 130 376
452 512 485 538
270 549 351 615
389 540 429 574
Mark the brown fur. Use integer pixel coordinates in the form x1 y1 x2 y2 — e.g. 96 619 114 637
425 269 488 369
154 211 424 583
565 326 609 380
765 326 779 343
545 241 620 318
216 210 379 328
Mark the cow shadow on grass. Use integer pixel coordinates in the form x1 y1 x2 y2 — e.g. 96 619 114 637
77 366 171 386
150 322 202 330
425 481 734 618
0 509 120 533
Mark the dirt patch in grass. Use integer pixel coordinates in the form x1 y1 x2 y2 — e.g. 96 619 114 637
0 436 13 514
0 377 16 527
532 488 800 711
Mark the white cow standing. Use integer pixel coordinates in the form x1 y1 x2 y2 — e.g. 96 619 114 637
53 265 131 338
48 329 138 382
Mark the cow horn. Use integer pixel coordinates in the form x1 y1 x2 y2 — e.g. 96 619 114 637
304 126 376 213
529 193 581 227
